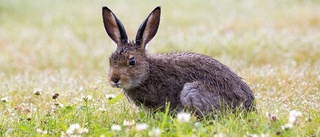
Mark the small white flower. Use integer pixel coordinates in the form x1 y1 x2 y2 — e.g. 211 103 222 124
36 128 43 134
111 124 122 131
66 123 81 134
177 112 191 123
66 128 74 134
42 130 48 134
123 120 135 127
248 134 259 137
65 123 89 135
282 123 293 130
281 110 303 130
70 124 81 130
288 110 302 124
135 123 148 131
1 97 9 103
214 133 224 137
81 95 92 101
148 128 161 137
106 94 116 100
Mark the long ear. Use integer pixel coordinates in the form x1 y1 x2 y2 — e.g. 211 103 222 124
102 6 128 44
135 6 161 48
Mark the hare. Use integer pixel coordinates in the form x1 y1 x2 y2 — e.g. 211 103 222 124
102 6 255 116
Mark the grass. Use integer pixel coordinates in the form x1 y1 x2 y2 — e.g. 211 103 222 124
0 0 320 136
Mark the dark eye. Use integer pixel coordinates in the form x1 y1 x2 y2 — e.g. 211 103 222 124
129 57 136 66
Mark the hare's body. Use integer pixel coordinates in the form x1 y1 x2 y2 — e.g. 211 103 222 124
124 52 254 115
102 6 255 116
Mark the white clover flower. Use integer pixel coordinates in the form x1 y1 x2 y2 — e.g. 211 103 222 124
111 124 122 131
81 95 92 101
36 128 43 134
36 129 48 134
106 94 116 100
66 123 81 134
65 123 88 135
281 110 303 130
288 110 302 124
214 133 224 137
148 128 161 137
282 123 293 130
123 120 135 127
1 97 9 103
42 130 48 134
135 123 148 131
177 112 191 123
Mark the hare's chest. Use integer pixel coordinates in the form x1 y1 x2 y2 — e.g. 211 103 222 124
123 83 183 110
123 88 162 109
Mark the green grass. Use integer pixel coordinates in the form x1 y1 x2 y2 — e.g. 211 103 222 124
1 0 320 136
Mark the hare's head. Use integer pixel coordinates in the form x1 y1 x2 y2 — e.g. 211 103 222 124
102 7 160 89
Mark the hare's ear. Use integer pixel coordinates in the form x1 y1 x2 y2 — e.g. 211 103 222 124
102 6 128 44
135 6 161 48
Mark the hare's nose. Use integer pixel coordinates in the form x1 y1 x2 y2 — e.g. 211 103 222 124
111 77 120 83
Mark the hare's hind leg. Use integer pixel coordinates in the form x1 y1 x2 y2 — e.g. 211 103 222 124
180 81 220 116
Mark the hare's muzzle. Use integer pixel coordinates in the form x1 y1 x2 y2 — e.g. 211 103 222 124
110 77 121 88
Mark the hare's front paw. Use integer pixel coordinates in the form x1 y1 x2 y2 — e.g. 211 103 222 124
180 81 219 116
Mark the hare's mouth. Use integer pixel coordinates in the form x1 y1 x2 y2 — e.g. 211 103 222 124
110 81 121 88
109 78 140 89
110 80 131 89
113 84 120 88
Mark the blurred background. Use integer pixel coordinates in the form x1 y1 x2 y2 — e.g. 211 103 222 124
0 0 319 111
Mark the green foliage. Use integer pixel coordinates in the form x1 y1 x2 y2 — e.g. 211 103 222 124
0 0 319 136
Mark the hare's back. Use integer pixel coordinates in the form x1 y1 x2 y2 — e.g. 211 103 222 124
150 52 234 74
147 52 243 85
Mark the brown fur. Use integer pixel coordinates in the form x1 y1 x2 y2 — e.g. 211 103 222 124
102 6 255 116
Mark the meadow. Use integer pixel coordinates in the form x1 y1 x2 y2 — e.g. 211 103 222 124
0 0 319 136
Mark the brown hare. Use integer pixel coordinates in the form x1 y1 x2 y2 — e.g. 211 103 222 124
102 6 255 116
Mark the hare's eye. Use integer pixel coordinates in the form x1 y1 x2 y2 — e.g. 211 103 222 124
129 57 136 66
